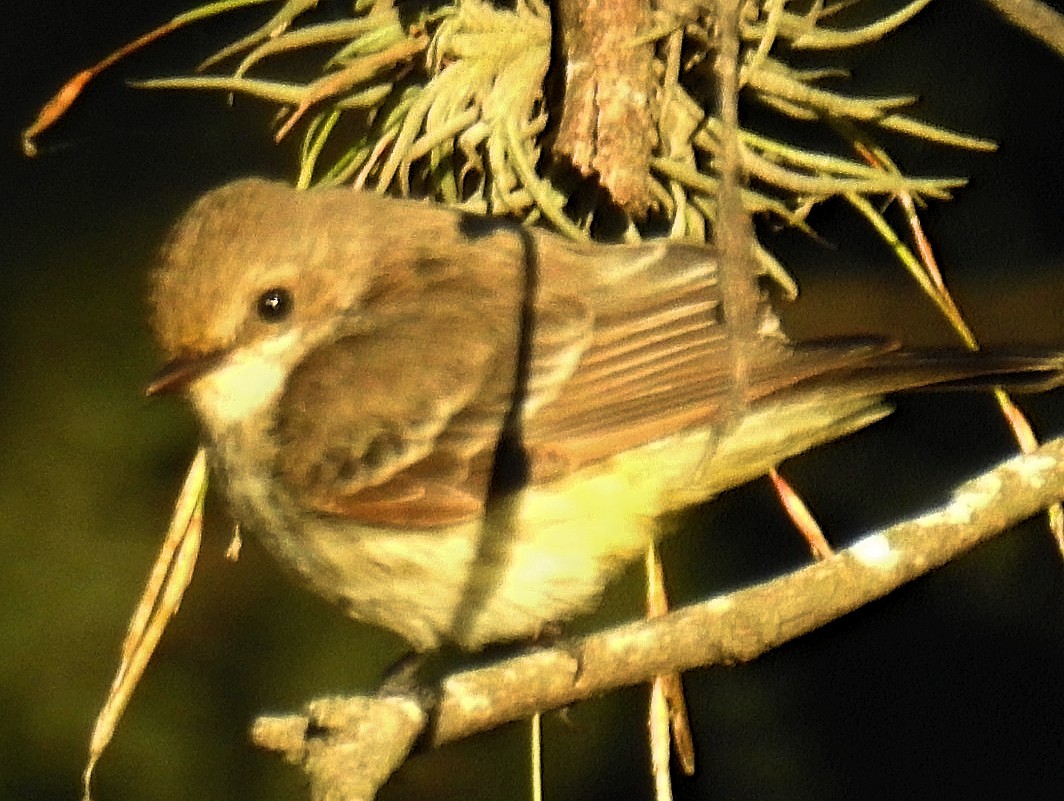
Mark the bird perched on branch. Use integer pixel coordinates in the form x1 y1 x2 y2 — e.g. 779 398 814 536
148 178 1064 651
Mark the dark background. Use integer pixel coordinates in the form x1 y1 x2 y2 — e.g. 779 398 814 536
2 2 1063 800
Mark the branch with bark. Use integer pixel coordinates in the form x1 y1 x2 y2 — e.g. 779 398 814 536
251 435 1064 801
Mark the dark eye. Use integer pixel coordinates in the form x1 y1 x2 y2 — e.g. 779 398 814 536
256 287 293 322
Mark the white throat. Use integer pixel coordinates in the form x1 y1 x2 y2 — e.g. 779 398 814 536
191 329 302 430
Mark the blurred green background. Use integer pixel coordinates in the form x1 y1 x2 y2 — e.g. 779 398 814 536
2 2 1063 800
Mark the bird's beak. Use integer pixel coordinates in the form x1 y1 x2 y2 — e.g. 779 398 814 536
146 352 225 396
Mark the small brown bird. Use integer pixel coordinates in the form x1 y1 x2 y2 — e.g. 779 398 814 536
148 178 1062 651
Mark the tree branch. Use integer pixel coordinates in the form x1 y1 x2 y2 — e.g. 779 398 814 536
252 435 1064 801
551 0 658 214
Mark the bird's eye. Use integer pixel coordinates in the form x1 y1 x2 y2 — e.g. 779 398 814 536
256 287 293 322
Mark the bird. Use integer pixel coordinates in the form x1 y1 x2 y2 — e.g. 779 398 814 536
148 177 1063 651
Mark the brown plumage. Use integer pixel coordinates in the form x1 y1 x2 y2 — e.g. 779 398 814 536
149 178 1064 649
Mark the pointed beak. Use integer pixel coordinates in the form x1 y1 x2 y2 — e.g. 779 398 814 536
146 352 225 396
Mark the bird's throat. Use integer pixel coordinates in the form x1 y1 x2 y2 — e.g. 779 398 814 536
191 329 302 431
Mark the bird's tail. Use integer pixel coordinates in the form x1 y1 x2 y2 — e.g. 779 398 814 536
785 341 1064 398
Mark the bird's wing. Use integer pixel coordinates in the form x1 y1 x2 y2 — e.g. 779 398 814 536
275 239 888 529
524 258 731 469
520 241 901 475
272 279 595 527
521 241 785 472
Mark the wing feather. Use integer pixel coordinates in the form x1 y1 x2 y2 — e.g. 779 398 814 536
274 238 864 528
